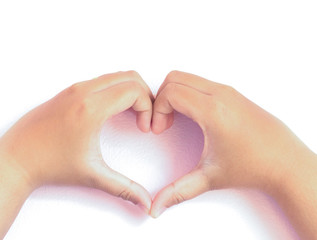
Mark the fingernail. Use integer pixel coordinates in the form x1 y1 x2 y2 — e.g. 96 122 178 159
152 207 166 218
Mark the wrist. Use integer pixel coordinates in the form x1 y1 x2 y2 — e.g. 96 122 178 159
0 145 37 194
284 152 317 194
0 148 35 238
263 152 317 239
264 151 317 199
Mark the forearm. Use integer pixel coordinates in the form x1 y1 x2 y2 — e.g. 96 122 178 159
0 153 34 239
268 152 317 240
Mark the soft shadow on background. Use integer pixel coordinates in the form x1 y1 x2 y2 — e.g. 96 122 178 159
5 109 299 240
101 109 298 239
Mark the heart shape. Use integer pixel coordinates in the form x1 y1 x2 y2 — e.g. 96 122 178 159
100 109 204 198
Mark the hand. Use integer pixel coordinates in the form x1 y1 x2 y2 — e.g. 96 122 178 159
0 71 153 212
150 70 316 218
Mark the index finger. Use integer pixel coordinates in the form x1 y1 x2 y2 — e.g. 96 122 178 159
152 82 210 134
92 81 153 133
81 71 154 101
157 71 223 97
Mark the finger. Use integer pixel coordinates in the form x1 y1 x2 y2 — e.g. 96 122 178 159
87 71 154 101
91 164 152 214
136 110 154 133
150 169 210 218
151 111 174 135
152 83 209 134
91 81 153 132
157 70 224 97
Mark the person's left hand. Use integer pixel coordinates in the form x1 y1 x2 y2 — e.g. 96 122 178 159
0 71 153 212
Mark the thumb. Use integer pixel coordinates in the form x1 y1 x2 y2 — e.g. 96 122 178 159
150 169 211 218
89 163 152 214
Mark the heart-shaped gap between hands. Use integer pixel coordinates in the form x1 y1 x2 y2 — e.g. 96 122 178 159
94 70 227 218
100 109 204 216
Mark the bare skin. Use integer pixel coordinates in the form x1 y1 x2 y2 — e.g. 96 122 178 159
0 70 316 239
0 71 153 239
150 71 317 239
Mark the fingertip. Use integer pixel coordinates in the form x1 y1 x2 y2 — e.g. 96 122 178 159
151 112 174 134
143 195 153 214
136 111 152 133
150 187 171 218
151 123 163 135
150 206 166 218
137 123 151 133
134 185 152 214
151 170 212 217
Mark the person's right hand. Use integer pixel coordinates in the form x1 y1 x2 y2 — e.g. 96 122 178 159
0 71 153 214
150 71 317 218
0 70 155 238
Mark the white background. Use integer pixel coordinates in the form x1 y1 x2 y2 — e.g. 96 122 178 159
0 0 317 239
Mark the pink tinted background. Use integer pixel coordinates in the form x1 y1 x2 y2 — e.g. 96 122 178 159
101 110 204 197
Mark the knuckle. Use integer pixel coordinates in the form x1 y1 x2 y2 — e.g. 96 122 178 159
118 189 132 201
75 96 95 117
162 82 178 96
117 180 136 203
124 81 143 97
128 80 142 89
126 70 141 80
171 183 185 205
218 84 237 96
165 70 181 83
173 192 185 205
224 84 236 93
67 82 84 95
